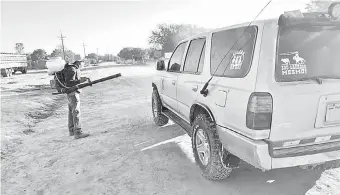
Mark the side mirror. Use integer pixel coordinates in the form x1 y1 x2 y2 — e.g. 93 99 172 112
156 60 165 71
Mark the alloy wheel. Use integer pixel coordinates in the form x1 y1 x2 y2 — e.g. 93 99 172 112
195 128 210 166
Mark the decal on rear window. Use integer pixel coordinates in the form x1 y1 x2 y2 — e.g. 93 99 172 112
275 27 340 82
210 26 258 78
279 52 307 76
230 50 245 70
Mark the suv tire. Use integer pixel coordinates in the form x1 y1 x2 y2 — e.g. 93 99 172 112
152 89 169 126
192 113 235 180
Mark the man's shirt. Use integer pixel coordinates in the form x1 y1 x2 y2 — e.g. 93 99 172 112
64 65 82 94
64 65 81 87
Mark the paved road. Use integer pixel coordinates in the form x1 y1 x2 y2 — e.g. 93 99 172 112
1 64 335 195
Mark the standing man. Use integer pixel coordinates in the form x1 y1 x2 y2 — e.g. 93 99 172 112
64 60 89 139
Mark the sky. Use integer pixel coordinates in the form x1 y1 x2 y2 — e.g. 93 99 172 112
0 0 310 57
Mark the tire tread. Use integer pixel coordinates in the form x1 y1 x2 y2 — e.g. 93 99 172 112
152 89 169 126
192 113 233 180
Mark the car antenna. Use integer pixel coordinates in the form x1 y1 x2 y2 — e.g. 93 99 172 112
200 0 272 97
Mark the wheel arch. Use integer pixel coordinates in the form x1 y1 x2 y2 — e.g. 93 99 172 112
152 82 158 90
152 82 164 107
152 83 160 97
190 102 216 125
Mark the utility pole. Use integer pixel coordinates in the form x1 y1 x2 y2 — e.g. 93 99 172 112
96 48 99 64
106 47 109 61
82 42 86 59
58 31 66 60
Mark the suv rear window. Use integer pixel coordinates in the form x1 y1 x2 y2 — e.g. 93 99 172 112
210 26 258 78
276 26 340 82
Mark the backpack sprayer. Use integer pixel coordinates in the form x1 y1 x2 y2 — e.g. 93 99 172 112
51 71 122 95
49 60 122 95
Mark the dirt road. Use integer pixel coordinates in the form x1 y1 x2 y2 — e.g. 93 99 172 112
1 64 339 195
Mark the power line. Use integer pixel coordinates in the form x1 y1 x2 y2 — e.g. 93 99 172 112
58 31 66 60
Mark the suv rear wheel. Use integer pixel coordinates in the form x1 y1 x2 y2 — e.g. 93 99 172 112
192 113 238 180
152 89 169 126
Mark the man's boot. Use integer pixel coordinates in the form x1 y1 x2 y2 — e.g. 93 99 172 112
69 130 74 136
74 129 89 139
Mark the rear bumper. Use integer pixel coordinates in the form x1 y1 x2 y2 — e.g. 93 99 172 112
271 150 340 169
216 125 340 170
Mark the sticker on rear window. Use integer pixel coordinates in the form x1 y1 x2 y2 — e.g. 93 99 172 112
230 50 245 70
279 52 307 75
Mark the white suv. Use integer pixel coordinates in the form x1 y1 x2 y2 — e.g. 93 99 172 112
151 7 340 180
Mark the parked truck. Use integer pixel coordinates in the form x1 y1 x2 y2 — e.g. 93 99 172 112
0 52 28 77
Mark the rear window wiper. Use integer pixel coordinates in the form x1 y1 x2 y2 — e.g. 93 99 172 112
292 76 323 84
294 76 340 84
317 76 340 80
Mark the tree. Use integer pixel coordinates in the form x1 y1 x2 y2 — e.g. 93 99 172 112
148 23 209 53
30 49 47 61
145 47 156 59
86 53 98 64
305 0 337 12
50 45 75 63
148 24 179 51
26 53 32 61
99 54 114 61
15 43 24 54
118 47 146 61
87 53 98 59
118 48 131 60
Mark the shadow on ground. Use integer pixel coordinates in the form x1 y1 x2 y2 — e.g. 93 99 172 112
139 140 324 195
11 84 52 93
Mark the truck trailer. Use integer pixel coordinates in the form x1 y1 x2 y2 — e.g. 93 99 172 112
0 52 28 77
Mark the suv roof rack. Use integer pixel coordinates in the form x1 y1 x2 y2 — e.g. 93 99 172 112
278 2 340 27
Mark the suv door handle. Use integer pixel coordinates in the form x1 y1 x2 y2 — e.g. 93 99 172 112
172 80 176 85
192 85 198 92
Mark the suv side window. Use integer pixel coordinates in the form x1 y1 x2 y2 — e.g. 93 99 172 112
183 38 206 73
210 26 258 78
168 42 187 72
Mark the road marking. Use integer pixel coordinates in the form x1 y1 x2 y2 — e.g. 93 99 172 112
141 136 181 151
141 134 195 163
158 120 175 128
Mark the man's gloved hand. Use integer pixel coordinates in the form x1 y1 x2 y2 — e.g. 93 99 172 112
80 77 89 83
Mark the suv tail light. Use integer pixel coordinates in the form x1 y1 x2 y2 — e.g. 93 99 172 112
246 92 273 130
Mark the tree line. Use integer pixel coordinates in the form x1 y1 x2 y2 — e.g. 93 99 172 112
117 23 209 62
15 45 77 63
14 23 208 68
